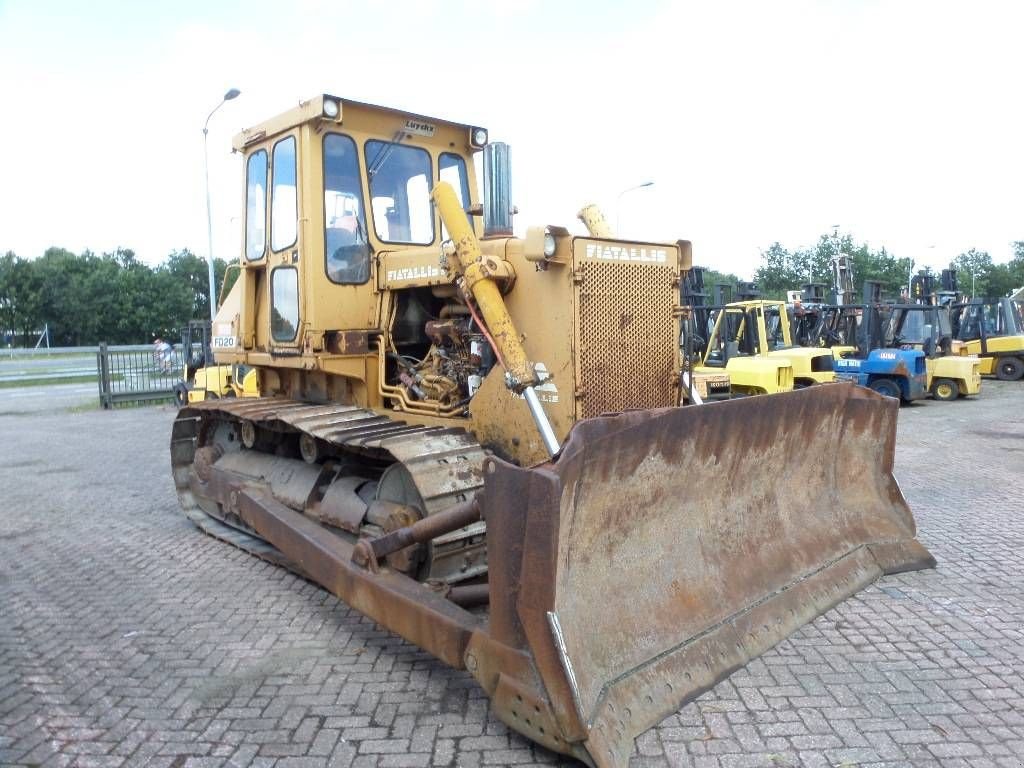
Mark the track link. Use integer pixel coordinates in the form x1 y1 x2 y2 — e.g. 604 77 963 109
170 398 487 581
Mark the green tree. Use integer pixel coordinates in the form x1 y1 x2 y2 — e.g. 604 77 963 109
0 252 45 343
165 249 236 320
952 248 997 298
1006 242 1024 292
696 267 743 301
0 246 244 346
754 243 804 298
755 232 912 301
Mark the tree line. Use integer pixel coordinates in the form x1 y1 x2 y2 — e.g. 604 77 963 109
749 233 1024 301
0 248 237 347
3 235 1022 347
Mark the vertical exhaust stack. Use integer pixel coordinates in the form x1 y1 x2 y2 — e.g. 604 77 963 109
482 143 514 238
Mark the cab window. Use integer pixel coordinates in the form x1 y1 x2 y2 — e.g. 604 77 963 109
245 150 268 261
1008 300 1024 334
323 133 371 284
899 311 925 343
271 267 299 341
271 136 297 252
957 306 981 340
705 308 751 365
365 141 433 244
439 153 471 239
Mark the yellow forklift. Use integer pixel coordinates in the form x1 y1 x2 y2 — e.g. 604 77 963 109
951 297 1024 380
696 296 836 395
173 320 258 406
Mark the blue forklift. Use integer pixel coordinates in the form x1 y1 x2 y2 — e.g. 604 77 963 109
828 282 928 404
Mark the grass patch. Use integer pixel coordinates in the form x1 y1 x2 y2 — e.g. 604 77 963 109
106 397 175 409
66 400 102 413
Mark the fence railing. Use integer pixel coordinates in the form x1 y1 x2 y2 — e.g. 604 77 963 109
96 342 184 408
6 343 154 359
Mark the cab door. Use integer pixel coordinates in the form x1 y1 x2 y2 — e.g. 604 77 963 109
267 133 302 351
957 304 987 354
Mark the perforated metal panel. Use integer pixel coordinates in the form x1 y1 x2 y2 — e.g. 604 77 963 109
576 261 678 419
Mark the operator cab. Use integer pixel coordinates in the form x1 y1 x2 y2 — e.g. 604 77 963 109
887 305 953 356
953 298 1024 341
224 95 487 358
704 306 757 364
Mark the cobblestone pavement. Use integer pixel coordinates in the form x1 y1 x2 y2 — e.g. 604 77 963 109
1 384 1022 768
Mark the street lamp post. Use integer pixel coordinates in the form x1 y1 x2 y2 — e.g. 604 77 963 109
203 88 241 323
615 181 654 234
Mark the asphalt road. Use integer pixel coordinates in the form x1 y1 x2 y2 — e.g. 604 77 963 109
0 382 99 414
0 354 96 376
1 384 1022 767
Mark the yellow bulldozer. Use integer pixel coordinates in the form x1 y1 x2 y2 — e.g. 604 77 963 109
170 94 934 767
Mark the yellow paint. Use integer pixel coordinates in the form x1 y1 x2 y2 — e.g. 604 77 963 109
432 182 536 391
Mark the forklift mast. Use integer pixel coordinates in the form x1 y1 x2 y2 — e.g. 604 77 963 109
862 280 885 306
854 303 886 357
910 270 936 305
713 282 733 305
801 283 828 303
681 267 712 362
937 268 959 306
735 281 761 300
682 267 708 306
830 255 856 305
181 319 214 376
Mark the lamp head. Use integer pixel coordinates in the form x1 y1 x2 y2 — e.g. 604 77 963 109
224 88 241 101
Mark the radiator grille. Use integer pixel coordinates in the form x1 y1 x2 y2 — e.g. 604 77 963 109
577 261 678 419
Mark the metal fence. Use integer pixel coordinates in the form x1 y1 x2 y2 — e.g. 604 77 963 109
96 342 183 408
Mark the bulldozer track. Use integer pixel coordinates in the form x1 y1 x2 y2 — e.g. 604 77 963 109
170 398 487 579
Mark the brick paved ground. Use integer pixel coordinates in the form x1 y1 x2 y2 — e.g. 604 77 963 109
1 384 1022 768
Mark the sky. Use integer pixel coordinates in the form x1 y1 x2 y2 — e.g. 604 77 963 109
0 0 1021 279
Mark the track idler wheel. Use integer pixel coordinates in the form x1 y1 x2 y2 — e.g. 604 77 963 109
193 445 224 483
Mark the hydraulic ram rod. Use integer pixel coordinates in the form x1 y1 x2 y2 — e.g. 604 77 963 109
432 181 560 456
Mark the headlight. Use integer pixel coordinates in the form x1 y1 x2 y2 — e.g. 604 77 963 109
323 99 340 118
543 232 556 258
470 127 488 147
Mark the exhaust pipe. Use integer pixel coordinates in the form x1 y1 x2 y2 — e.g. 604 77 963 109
482 143 514 238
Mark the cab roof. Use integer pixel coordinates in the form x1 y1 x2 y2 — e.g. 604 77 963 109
231 93 482 152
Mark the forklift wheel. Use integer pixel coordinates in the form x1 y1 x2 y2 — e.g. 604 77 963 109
931 378 959 401
996 356 1024 381
868 378 902 401
172 383 190 408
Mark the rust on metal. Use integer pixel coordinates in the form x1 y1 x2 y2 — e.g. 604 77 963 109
575 257 678 418
315 475 368 533
353 497 481 570
172 385 934 768
472 383 934 766
325 330 369 355
229 482 483 668
447 582 490 607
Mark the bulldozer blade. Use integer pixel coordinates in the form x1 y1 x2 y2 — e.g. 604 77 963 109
474 382 934 767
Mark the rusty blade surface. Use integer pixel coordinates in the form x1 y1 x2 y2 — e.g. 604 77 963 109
479 383 935 768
